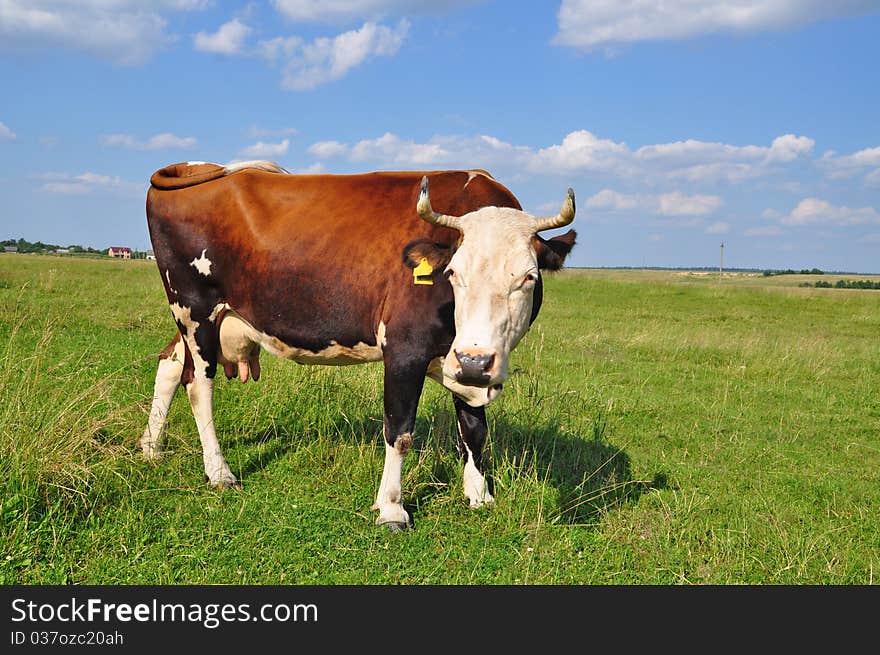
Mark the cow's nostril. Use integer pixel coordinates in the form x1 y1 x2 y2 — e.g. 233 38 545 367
454 350 496 379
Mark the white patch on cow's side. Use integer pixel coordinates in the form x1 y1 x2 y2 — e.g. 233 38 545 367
371 429 412 527
169 302 193 329
457 421 495 508
270 335 383 365
186 161 207 166
426 357 503 407
214 309 382 365
169 302 209 380
139 337 184 460
377 321 387 349
169 302 195 330
165 269 177 295
208 302 231 323
190 249 212 277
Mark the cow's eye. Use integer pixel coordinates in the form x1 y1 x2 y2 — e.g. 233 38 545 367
522 271 538 286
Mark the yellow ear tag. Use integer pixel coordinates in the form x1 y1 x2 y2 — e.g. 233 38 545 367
413 257 434 285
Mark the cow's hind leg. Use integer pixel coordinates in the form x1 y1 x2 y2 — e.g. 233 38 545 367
454 396 494 508
174 305 237 489
139 333 184 460
372 357 427 530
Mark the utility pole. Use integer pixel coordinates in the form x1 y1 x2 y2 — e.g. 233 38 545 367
719 242 724 280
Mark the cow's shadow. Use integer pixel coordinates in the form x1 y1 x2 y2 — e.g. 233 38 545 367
409 407 666 525
227 396 665 527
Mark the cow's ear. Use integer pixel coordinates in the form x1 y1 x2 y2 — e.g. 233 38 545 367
402 239 453 271
533 229 577 271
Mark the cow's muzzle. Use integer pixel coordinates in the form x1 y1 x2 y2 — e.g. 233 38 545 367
454 350 496 386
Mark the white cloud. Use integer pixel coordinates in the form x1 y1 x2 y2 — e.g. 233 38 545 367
636 139 763 163
40 171 143 196
821 145 880 185
309 132 466 166
303 128 817 191
271 0 478 23
194 18 251 55
296 162 326 174
239 139 290 158
554 1 880 51
257 36 304 62
585 188 638 211
0 1 208 65
667 163 762 184
350 132 447 165
100 133 197 150
745 225 784 237
765 134 815 163
268 20 409 90
528 130 631 175
145 133 198 150
781 198 880 226
832 146 880 168
0 121 16 140
308 140 349 158
705 222 730 234
247 125 298 138
635 133 813 183
658 191 722 216
584 188 721 217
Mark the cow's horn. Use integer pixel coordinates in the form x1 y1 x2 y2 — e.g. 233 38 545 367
534 187 576 232
417 176 462 230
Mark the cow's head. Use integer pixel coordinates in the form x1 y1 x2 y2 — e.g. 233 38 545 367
409 176 576 392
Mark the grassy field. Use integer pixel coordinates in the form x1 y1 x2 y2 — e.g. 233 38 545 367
1 254 878 584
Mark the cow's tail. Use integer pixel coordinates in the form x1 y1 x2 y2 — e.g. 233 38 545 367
150 160 289 190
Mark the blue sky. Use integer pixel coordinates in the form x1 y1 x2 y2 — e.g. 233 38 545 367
1 1 879 272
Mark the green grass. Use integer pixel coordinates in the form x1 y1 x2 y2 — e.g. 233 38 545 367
1 254 878 584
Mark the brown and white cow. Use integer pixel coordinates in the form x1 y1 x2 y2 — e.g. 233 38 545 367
141 160 576 529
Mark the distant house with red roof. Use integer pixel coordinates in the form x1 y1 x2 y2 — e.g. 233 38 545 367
108 246 131 259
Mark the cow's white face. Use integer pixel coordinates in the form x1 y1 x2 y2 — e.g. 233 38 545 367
442 208 541 387
416 177 576 392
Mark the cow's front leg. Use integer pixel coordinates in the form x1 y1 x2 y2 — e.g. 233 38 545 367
372 357 427 530
454 396 494 508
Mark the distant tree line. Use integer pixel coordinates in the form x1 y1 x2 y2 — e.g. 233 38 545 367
763 268 824 276
2 238 152 259
2 238 106 255
801 279 880 290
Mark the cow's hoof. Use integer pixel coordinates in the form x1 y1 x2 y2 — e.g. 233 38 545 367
205 473 239 489
374 503 410 528
468 494 495 509
141 448 163 462
138 437 163 461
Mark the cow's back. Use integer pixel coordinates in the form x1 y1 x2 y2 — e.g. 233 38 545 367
146 166 521 353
